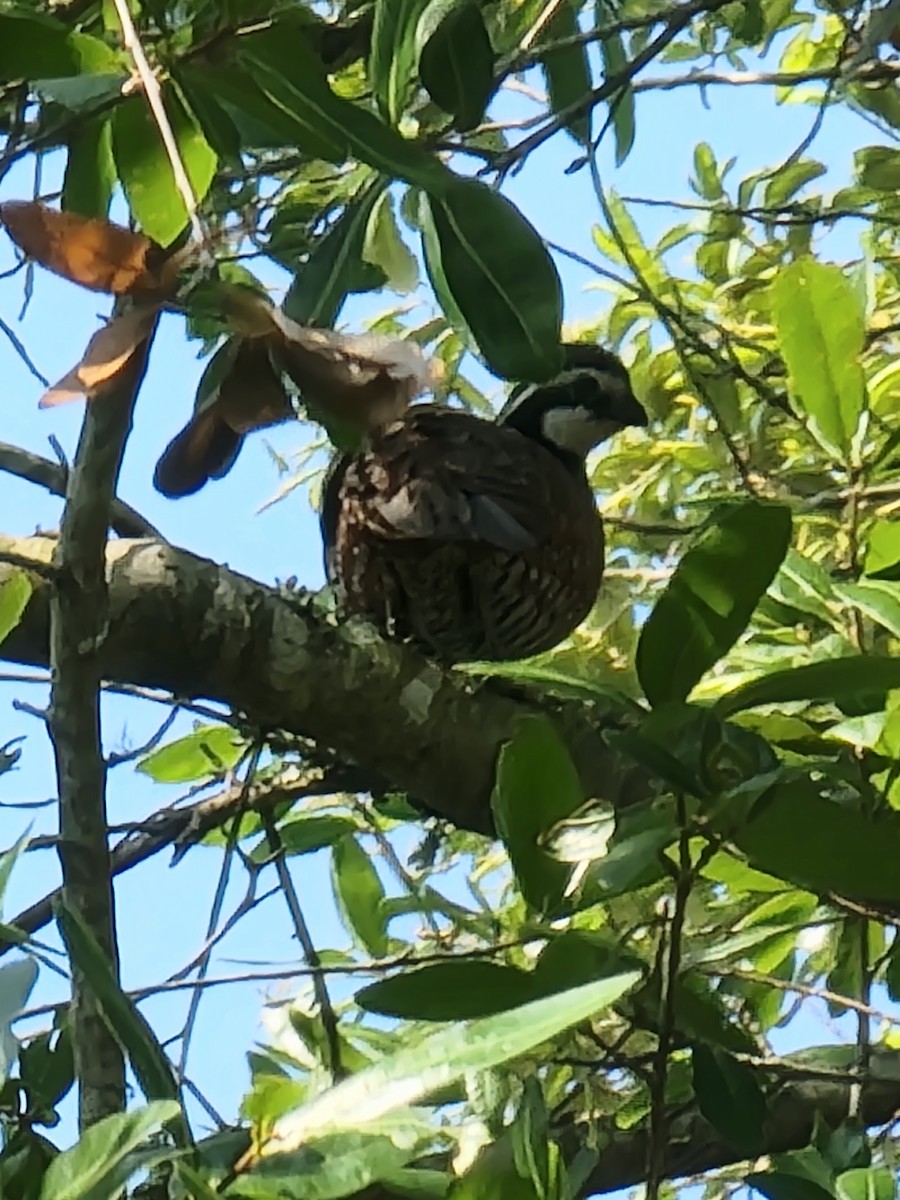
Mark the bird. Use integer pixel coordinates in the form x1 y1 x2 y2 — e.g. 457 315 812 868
320 344 647 664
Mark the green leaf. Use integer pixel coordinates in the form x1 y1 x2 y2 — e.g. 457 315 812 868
771 259 867 462
422 180 564 380
112 90 217 246
692 143 724 200
255 815 357 861
636 502 793 707
598 16 635 166
715 657 900 718
284 184 386 325
0 831 30 915
719 779 900 905
855 146 900 191
692 1044 766 1155
264 974 640 1143
747 1173 837 1200
33 74 125 112
363 191 419 293
763 159 826 208
837 580 900 640
332 836 389 956
0 958 38 1087
19 1026 74 1117
63 117 115 218
864 519 900 580
244 51 449 191
0 573 33 647
491 716 583 912
418 2 496 131
357 962 537 1020
836 1169 896 1200
39 1101 181 1200
539 0 591 145
137 725 247 784
370 0 432 123
0 15 118 80
55 904 189 1144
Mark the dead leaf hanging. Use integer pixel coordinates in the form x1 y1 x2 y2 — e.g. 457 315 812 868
0 201 174 298
39 304 162 408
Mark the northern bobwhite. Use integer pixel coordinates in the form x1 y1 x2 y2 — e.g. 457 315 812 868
321 345 647 663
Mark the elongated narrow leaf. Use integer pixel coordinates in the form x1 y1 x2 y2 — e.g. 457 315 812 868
112 90 216 246
636 502 793 707
422 180 563 379
371 0 432 123
137 724 247 784
285 185 386 325
40 1101 181 1200
419 2 496 130
716 656 900 717
837 579 900 639
357 961 537 1020
771 259 867 461
540 0 591 144
55 904 190 1145
332 836 389 956
0 573 33 646
267 973 640 1150
243 53 449 192
491 716 583 912
598 20 636 165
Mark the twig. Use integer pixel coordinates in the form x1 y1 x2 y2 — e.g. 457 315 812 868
175 743 262 1080
106 706 181 767
0 441 163 539
0 549 58 578
261 808 345 1080
110 0 205 247
0 313 49 386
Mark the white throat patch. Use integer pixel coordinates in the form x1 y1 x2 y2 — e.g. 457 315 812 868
540 407 622 457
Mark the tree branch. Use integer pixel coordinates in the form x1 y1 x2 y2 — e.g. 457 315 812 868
47 314 158 1128
0 534 648 837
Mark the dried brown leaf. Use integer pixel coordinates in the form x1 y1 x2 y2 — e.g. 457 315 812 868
39 305 160 407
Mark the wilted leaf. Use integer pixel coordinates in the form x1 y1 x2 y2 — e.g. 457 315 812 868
771 258 867 462
39 304 161 408
422 180 563 380
492 716 583 912
0 202 168 296
636 502 792 706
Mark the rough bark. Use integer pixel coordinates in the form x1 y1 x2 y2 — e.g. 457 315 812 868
0 534 648 835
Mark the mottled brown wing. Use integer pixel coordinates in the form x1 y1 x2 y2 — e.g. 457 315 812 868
323 406 568 559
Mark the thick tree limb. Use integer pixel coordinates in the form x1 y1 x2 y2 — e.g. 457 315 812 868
0 534 647 836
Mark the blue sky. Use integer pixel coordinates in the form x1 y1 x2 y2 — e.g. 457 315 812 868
0 28 886 1165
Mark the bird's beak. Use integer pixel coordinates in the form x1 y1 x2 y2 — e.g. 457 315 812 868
593 370 649 430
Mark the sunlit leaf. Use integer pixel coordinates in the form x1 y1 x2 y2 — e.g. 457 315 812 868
716 657 900 717
332 836 389 956
40 1101 181 1200
636 502 792 706
771 258 867 462
0 573 33 647
137 725 247 784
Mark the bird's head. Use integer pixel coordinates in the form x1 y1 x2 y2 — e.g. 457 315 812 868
501 344 647 460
